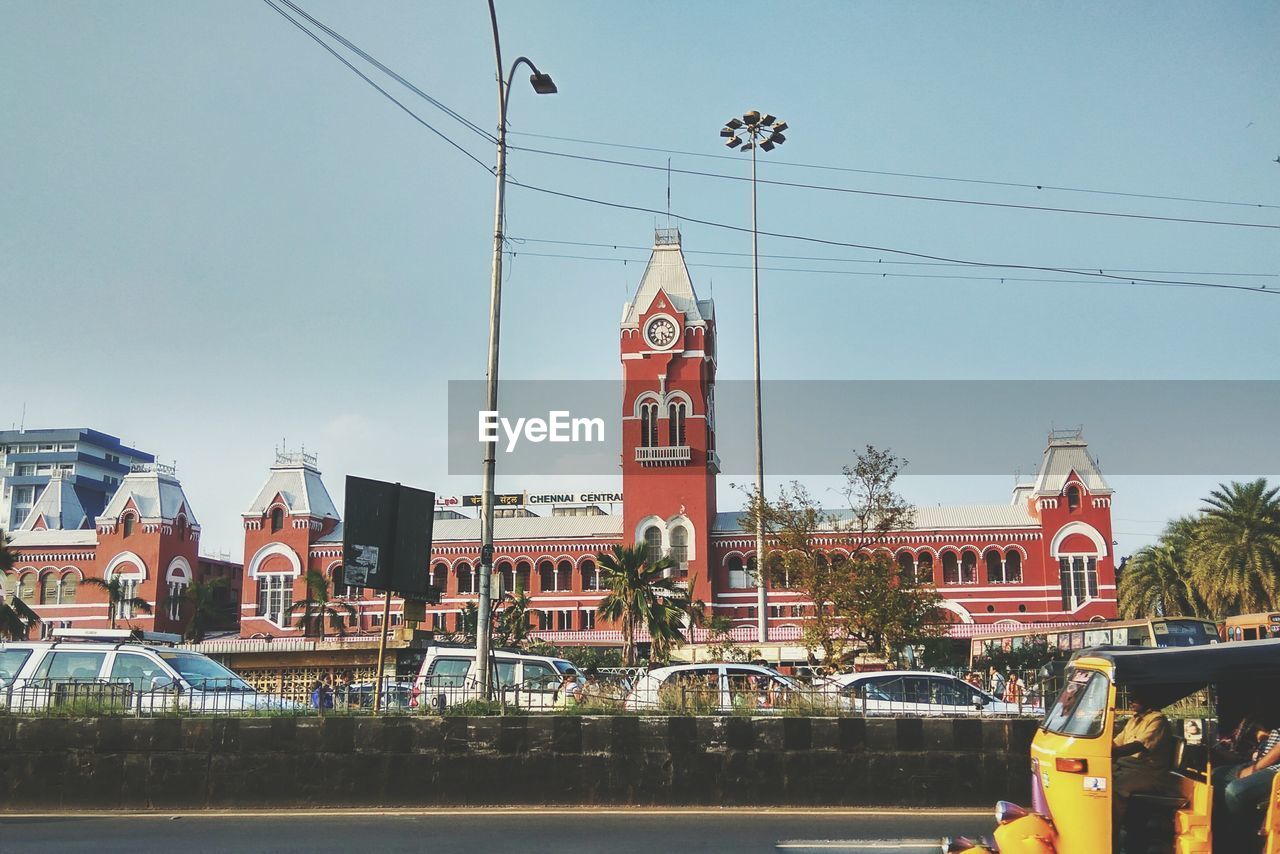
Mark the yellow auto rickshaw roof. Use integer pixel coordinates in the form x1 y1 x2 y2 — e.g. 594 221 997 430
1073 639 1280 687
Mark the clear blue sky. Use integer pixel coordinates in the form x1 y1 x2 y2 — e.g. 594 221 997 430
3 1 1277 560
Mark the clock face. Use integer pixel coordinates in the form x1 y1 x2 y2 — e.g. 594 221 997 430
645 316 679 349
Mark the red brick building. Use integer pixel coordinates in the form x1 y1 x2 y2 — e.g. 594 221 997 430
3 465 241 637
235 229 1118 643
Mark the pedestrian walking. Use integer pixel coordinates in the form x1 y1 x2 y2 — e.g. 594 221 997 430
989 666 1006 699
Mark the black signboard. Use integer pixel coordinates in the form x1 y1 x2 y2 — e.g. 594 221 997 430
462 493 524 507
342 476 436 598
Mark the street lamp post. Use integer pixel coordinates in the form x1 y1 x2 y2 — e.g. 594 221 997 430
720 111 788 644
477 0 556 699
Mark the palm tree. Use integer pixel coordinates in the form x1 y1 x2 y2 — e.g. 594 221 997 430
1188 479 1280 614
1118 538 1206 619
288 569 357 639
81 576 153 630
596 543 690 666
180 577 236 643
0 529 39 641
496 586 533 647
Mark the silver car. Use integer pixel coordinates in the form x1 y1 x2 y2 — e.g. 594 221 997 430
824 670 1029 716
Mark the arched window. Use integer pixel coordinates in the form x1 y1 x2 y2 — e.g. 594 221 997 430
270 507 285 533
1058 555 1098 610
41 573 60 605
497 563 515 598
771 552 790 588
456 562 473 595
1066 485 1081 511
331 565 353 599
985 549 1004 584
941 551 960 585
1004 549 1023 583
643 526 663 566
556 560 573 591
580 559 599 591
668 403 686 446
669 527 689 573
896 551 916 584
916 552 934 583
640 403 659 448
122 514 135 538
537 559 555 592
515 561 532 594
960 550 978 584
431 563 448 592
167 580 187 620
727 556 750 589
60 573 77 605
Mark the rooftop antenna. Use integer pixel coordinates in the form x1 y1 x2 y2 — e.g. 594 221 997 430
19 402 26 432
666 157 672 227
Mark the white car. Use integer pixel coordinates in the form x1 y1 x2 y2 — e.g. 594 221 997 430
825 670 1027 716
0 630 299 714
623 662 801 713
411 646 583 711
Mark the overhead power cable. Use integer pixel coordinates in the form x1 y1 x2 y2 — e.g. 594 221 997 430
505 179 1280 297
507 237 1279 280
509 144 1280 231
503 250 1258 292
273 0 495 143
261 0 493 173
509 131 1280 212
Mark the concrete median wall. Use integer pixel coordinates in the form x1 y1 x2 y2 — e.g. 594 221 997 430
0 715 1037 810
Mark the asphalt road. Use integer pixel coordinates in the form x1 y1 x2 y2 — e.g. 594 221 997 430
0 809 995 854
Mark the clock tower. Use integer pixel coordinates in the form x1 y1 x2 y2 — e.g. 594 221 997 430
620 229 717 606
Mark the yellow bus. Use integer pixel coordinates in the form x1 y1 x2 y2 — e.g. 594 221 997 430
1222 611 1280 642
968 616 1219 667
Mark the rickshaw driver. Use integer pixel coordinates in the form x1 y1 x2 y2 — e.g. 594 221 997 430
1112 689 1176 824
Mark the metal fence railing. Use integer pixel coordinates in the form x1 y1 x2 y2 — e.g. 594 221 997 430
0 669 1056 718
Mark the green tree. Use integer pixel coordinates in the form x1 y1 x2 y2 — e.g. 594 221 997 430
180 577 236 642
1188 479 1280 615
973 634 1063 673
0 529 40 641
288 569 357 639
838 552 946 657
81 575 153 631
745 446 941 663
595 543 689 666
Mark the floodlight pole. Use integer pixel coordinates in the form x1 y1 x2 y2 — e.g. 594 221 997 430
477 0 556 700
749 138 768 644
720 111 789 645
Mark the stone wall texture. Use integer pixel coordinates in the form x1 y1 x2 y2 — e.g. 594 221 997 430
0 715 1038 810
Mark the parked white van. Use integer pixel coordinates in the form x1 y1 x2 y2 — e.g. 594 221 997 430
0 628 299 714
410 646 582 711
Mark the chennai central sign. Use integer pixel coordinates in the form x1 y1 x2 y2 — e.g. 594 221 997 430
434 491 623 508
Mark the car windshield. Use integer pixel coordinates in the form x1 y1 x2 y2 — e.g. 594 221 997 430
1043 668 1110 737
0 648 31 683
552 660 580 676
159 652 254 692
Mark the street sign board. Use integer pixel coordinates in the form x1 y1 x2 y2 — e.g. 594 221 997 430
342 476 436 597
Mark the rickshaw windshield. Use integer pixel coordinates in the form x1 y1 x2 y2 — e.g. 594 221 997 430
1043 669 1110 738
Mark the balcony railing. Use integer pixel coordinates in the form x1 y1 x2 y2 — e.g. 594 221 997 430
634 445 691 466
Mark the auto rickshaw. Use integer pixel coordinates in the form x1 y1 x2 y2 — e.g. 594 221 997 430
948 638 1280 853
